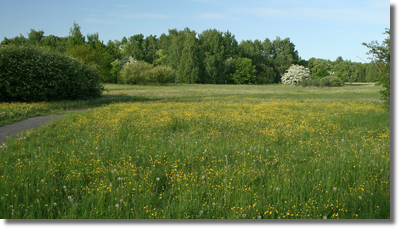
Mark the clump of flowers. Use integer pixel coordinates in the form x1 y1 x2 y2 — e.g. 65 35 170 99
281 64 310 84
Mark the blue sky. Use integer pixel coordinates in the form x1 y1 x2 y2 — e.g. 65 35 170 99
0 0 390 62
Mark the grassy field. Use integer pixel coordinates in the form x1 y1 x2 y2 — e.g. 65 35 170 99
0 83 390 219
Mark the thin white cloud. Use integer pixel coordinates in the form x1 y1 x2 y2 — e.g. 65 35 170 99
197 13 241 21
110 13 170 19
84 18 115 25
232 6 389 25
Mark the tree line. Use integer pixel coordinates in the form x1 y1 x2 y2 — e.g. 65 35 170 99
1 22 382 85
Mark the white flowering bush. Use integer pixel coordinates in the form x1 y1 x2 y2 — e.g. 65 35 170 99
0 45 104 102
281 64 310 84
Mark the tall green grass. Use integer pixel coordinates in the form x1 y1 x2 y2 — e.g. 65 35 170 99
0 84 390 219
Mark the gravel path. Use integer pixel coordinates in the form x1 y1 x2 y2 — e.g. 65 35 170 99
0 115 65 143
0 101 164 144
0 107 100 144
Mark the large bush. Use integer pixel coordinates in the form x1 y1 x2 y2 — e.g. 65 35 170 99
322 75 342 86
230 57 257 84
0 45 104 102
120 60 153 85
120 59 175 85
110 56 138 84
148 65 175 85
281 64 310 84
300 75 342 88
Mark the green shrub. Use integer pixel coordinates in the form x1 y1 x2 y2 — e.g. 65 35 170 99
120 60 153 85
300 78 333 88
121 60 175 85
320 78 332 87
0 45 104 102
313 79 321 87
148 65 175 85
300 79 308 87
322 75 342 87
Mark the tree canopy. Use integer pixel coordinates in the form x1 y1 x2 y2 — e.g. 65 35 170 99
1 22 378 86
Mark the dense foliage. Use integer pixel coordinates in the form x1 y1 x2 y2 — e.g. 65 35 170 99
0 45 104 102
229 57 257 84
363 29 390 110
1 22 382 85
120 58 174 85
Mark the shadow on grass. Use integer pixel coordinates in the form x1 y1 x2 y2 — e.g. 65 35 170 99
0 94 162 126
344 84 367 86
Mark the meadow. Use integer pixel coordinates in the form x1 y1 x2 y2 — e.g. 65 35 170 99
0 83 390 219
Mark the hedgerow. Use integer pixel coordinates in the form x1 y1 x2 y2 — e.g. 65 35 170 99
0 45 104 102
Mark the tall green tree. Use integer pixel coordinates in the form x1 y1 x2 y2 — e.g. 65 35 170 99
199 29 226 84
239 39 277 84
67 21 85 49
334 61 358 84
155 33 170 66
272 37 299 83
123 34 145 61
66 44 112 82
86 32 101 48
229 57 257 84
41 35 67 53
1 34 26 46
222 30 238 59
106 39 123 61
260 38 278 83
308 58 332 79
362 28 390 110
354 63 367 82
333 56 344 67
27 29 44 46
366 63 380 82
143 35 158 64
165 29 185 83
178 28 200 83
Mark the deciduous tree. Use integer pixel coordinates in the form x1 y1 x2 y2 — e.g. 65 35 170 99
178 28 200 83
363 28 390 110
230 57 257 84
